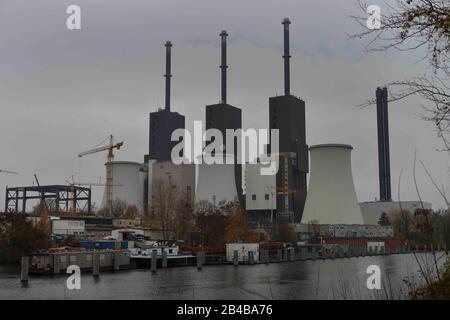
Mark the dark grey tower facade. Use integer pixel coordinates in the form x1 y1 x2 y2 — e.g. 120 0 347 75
376 86 391 201
269 18 308 223
149 41 185 162
205 30 243 205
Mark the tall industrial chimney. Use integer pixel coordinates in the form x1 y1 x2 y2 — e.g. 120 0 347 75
164 41 172 111
376 86 392 201
204 30 243 207
220 30 228 104
282 18 291 96
149 40 185 163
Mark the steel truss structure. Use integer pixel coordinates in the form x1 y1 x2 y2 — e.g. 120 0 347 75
5 185 91 214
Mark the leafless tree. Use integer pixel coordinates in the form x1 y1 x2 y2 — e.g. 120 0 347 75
150 177 179 240
350 0 450 150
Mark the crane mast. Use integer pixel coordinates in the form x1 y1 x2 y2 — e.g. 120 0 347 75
0 169 18 175
78 135 124 216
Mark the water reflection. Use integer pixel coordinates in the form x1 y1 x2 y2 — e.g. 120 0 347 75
0 253 446 300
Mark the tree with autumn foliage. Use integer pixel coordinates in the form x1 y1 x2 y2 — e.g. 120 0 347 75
0 213 52 264
194 200 227 246
224 201 259 243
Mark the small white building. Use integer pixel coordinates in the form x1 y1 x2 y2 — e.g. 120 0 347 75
226 243 259 263
244 161 276 228
52 219 85 236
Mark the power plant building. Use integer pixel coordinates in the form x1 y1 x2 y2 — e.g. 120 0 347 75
204 30 242 204
148 160 196 206
376 86 391 201
269 18 308 223
359 201 432 225
301 144 364 225
149 41 185 162
195 154 239 205
244 161 277 228
101 161 146 214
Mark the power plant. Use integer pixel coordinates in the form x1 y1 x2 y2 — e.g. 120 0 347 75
3 18 431 243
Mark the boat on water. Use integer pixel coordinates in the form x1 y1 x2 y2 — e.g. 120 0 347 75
130 243 196 268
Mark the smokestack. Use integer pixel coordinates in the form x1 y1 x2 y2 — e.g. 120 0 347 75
282 18 291 96
164 41 172 111
220 30 228 104
376 87 392 201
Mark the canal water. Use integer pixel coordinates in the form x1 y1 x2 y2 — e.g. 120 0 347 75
0 253 446 300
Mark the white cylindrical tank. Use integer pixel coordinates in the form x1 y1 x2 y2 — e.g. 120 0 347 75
301 144 364 225
195 154 238 205
101 161 144 214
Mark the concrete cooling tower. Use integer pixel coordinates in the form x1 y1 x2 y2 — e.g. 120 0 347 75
101 161 144 214
195 154 239 205
301 144 364 225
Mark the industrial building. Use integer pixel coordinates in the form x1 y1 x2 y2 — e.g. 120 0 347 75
301 144 364 225
149 41 186 162
359 201 432 225
376 86 392 201
5 19 433 251
244 161 277 228
51 219 85 236
356 87 432 225
195 154 238 205
294 223 394 240
5 184 92 214
148 159 195 205
100 161 146 214
269 18 308 223
204 31 242 205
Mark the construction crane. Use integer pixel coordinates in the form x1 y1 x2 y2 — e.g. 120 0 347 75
266 152 297 222
64 176 123 214
0 169 18 175
266 185 296 222
78 135 124 216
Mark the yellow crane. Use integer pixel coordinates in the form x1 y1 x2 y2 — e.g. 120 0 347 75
266 152 297 222
65 175 123 214
78 135 124 216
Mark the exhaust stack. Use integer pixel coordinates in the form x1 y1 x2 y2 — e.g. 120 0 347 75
164 41 172 111
282 18 291 96
220 30 228 104
376 87 392 201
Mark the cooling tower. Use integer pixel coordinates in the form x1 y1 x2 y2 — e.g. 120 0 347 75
195 154 238 205
301 144 364 225
101 161 144 214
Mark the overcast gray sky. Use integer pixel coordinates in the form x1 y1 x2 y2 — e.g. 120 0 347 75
0 0 449 210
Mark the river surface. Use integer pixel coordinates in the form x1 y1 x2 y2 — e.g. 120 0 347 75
0 253 447 300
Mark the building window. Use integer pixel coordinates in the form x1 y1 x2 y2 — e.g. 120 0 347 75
265 194 269 200
252 194 256 201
